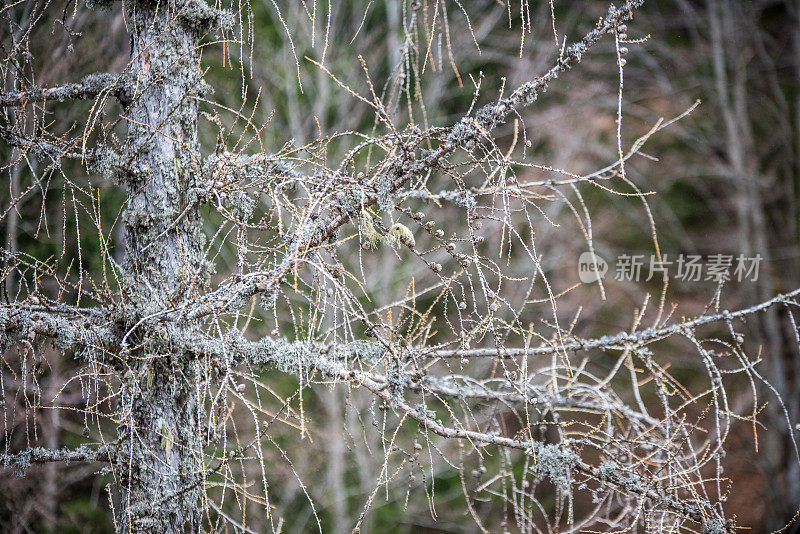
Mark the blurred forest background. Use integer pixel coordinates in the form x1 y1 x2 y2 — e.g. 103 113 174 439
1 0 799 532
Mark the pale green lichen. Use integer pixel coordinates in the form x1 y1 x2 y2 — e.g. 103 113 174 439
387 223 415 249
359 210 383 249
146 364 154 388
159 420 174 458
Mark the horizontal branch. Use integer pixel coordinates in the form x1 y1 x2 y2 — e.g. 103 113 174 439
0 304 116 354
188 331 658 427
185 286 799 371
202 151 306 185
1 445 114 475
431 286 800 359
187 287 800 405
0 73 128 107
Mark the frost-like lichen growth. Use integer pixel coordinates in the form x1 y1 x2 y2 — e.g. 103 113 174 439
597 459 644 492
84 0 115 11
454 191 477 211
387 223 415 249
474 103 505 131
224 189 256 221
7 450 31 477
597 460 621 480
702 520 728 534
78 72 117 99
375 173 394 214
44 315 77 351
216 331 386 379
415 403 438 422
446 120 474 145
529 442 579 488
88 144 123 181
0 308 101 353
179 0 235 32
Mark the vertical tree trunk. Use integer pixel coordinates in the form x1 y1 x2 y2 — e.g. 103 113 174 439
118 1 206 531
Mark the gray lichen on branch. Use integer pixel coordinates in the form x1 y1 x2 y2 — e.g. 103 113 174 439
0 72 130 107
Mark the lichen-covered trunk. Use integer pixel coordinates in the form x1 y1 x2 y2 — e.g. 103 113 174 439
119 1 206 532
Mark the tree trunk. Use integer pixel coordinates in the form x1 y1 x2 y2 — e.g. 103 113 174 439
118 1 206 531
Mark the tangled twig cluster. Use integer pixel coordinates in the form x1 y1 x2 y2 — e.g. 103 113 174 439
0 0 797 532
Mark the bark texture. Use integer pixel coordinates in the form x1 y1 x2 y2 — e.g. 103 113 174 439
119 2 206 531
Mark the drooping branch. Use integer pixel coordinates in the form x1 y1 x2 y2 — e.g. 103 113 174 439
194 329 728 531
182 0 645 321
327 358 727 531
398 100 701 203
